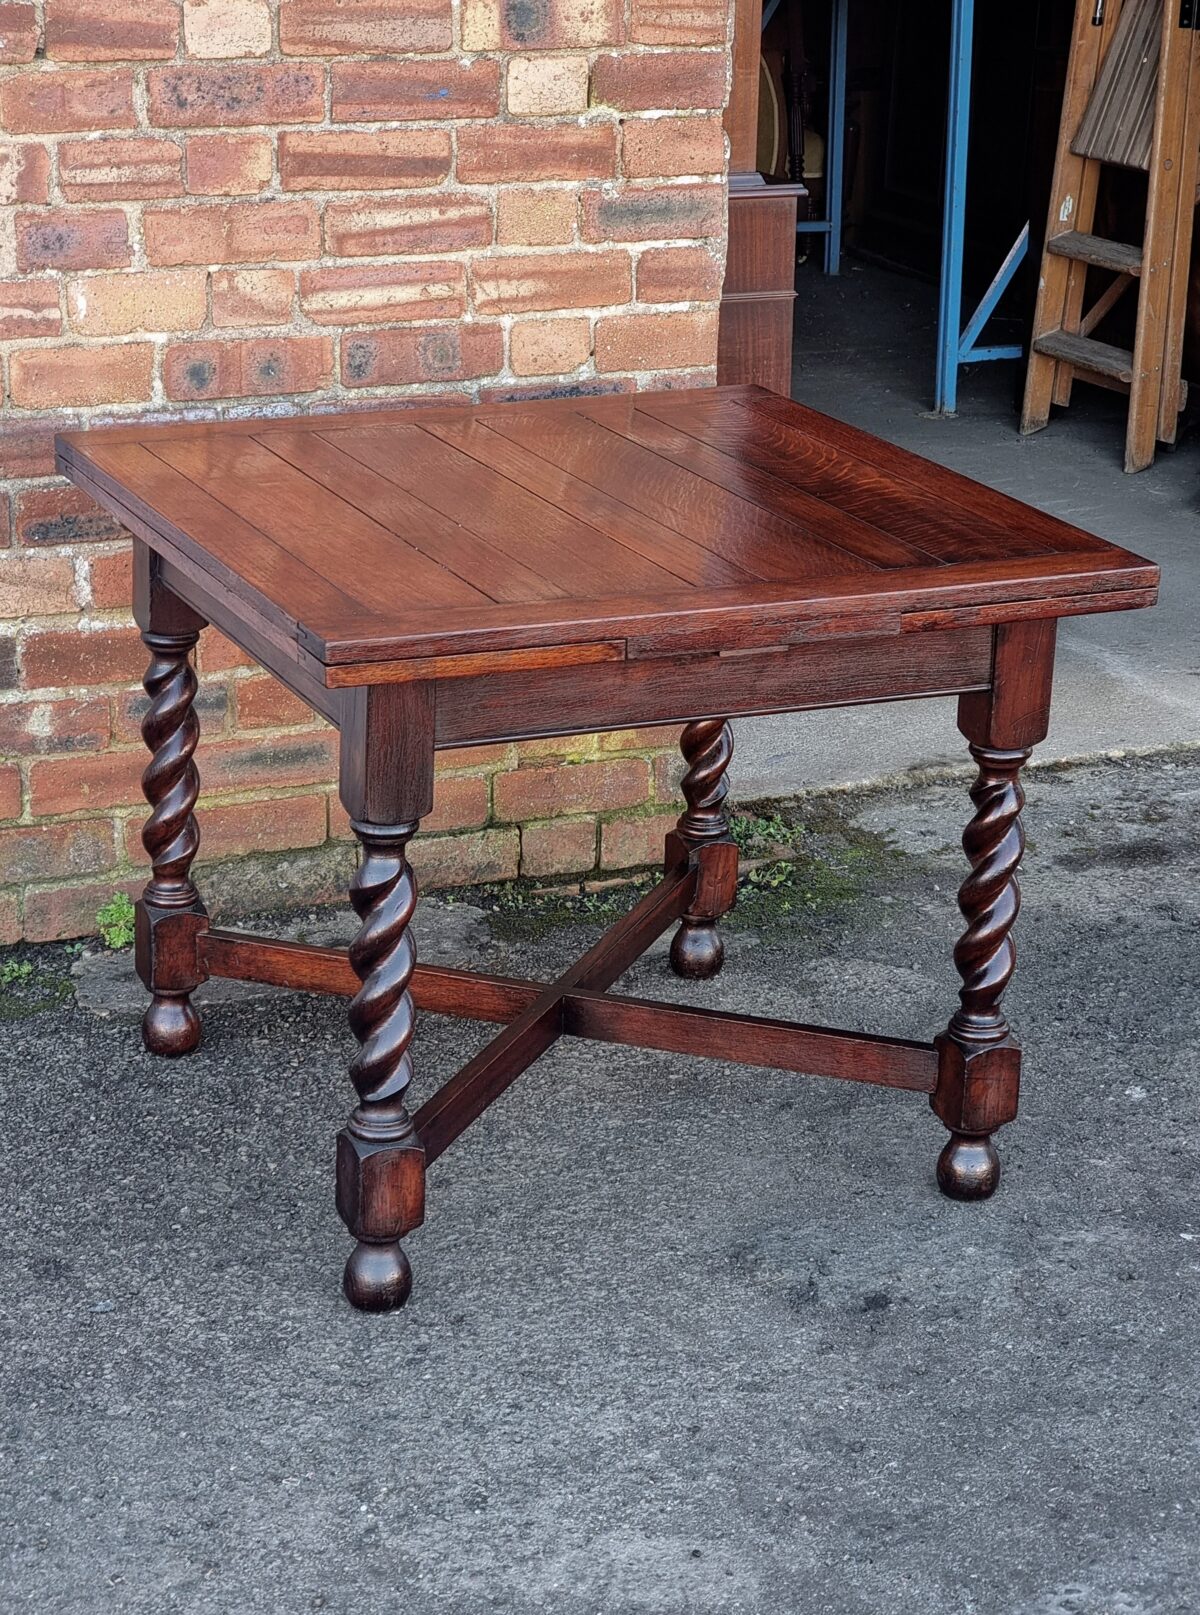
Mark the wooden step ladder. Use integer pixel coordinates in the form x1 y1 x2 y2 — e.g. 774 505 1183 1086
1021 0 1200 472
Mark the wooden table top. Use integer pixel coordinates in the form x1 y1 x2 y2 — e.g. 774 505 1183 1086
58 384 1158 683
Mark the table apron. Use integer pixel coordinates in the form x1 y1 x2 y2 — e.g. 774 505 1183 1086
431 626 995 746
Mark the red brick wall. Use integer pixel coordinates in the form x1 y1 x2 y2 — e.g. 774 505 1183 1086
0 0 730 942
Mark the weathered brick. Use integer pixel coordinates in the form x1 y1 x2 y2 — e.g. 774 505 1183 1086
469 0 622 48
15 484 124 547
67 270 208 336
480 377 629 404
22 875 142 944
183 0 272 57
0 636 18 690
496 186 577 247
331 772 488 839
45 0 179 59
630 0 725 44
0 820 114 884
185 133 273 196
0 553 78 619
22 625 146 689
592 50 725 111
197 627 255 672
163 335 333 402
16 208 131 272
594 308 718 371
211 268 294 327
583 181 724 243
147 64 325 128
0 764 20 821
0 142 51 204
520 816 597 876
409 827 519 889
494 758 649 821
0 425 60 481
600 810 677 869
9 344 154 409
621 114 726 178
599 723 680 750
0 2 38 62
86 546 132 609
510 316 591 376
507 55 589 116
330 59 500 122
58 136 184 201
32 730 338 815
125 792 327 863
458 122 617 183
301 263 466 326
324 194 491 256
0 278 61 341
471 249 631 314
280 0 451 54
342 323 503 387
0 697 110 757
436 744 513 771
0 69 136 133
111 680 228 744
0 890 19 944
234 675 317 729
145 200 320 265
636 244 723 302
280 130 450 192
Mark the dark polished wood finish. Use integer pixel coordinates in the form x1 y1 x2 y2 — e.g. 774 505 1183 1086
58 387 1158 1312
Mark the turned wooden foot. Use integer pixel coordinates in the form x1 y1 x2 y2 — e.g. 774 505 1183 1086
668 718 736 981
343 1240 413 1312
337 817 426 1312
937 1132 1001 1200
134 575 209 1056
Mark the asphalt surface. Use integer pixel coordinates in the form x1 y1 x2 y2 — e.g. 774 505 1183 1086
3 752 1199 1614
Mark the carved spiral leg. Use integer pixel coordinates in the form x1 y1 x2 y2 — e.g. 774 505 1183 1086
669 718 736 980
138 628 206 1056
933 744 1030 1200
337 819 426 1312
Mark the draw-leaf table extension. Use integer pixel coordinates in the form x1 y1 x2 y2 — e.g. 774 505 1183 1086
58 385 1158 1312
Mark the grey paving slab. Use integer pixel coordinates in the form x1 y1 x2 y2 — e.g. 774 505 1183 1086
734 265 1200 801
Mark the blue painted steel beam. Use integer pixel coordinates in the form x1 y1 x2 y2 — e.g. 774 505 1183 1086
935 0 1031 414
823 0 848 273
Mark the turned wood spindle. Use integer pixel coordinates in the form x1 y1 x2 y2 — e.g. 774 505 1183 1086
670 718 735 980
339 818 424 1311
139 627 204 1054
937 743 1030 1199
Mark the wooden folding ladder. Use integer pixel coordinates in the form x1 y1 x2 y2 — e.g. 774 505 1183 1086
1021 0 1200 472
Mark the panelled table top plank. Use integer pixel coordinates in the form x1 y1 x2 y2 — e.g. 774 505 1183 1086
57 385 1158 683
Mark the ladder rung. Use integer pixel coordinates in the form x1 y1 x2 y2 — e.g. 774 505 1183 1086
1031 329 1134 383
1045 231 1143 275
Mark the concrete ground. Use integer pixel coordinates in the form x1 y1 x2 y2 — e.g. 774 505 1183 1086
3 751 1200 1614
735 263 1200 797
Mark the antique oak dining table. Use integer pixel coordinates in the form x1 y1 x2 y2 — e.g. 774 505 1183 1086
57 384 1158 1312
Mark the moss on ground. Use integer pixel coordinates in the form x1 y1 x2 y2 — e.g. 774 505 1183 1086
454 796 907 941
0 947 76 1022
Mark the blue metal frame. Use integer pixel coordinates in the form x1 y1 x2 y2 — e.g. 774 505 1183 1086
934 0 1029 413
761 0 848 275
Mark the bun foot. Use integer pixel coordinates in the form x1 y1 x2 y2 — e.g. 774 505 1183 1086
937 1132 1000 1201
670 919 725 980
142 993 201 1056
343 1240 412 1312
